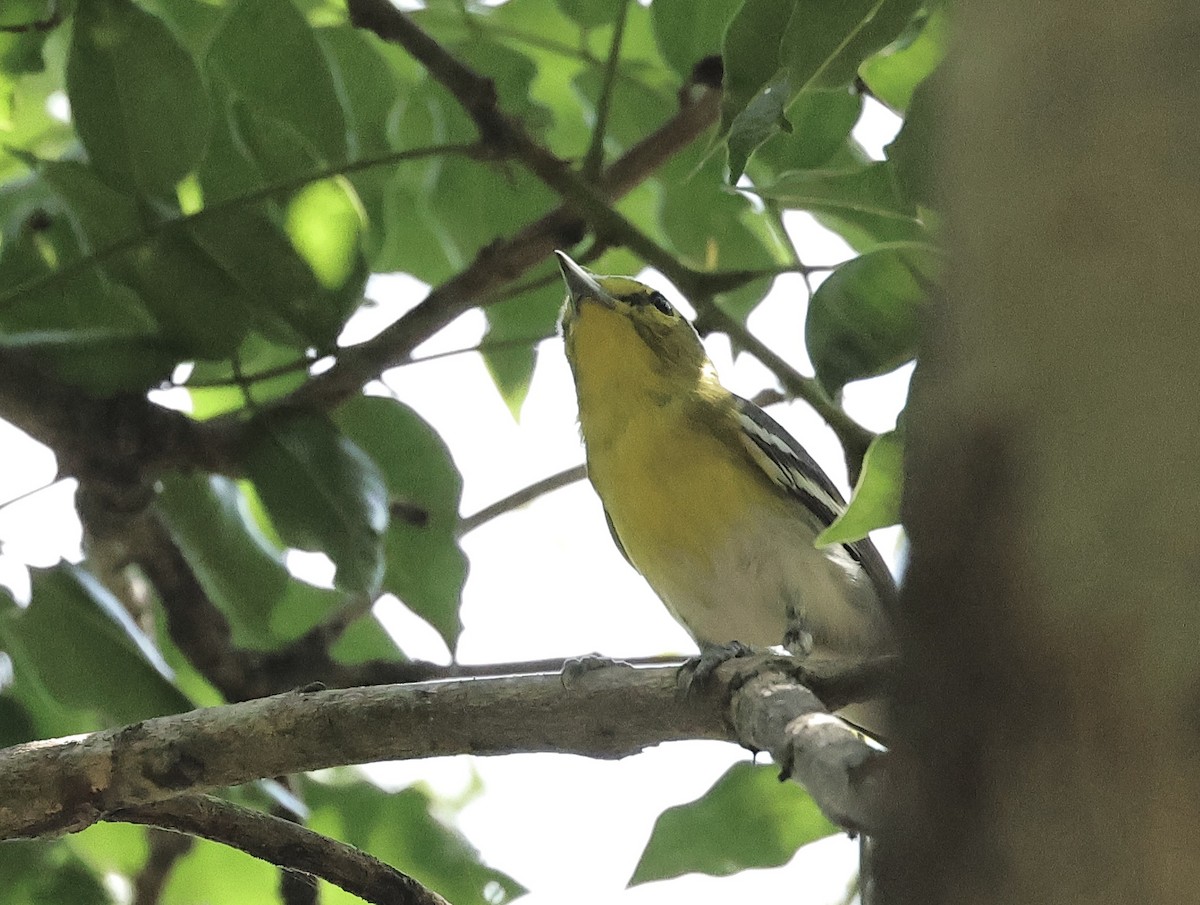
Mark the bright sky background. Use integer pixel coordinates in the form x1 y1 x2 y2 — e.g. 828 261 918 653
0 98 909 904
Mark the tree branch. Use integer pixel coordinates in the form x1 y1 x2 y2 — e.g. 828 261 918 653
114 795 450 905
0 655 884 841
130 508 477 700
0 350 239 480
727 663 888 835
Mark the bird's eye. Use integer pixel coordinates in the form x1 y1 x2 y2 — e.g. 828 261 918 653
648 291 674 317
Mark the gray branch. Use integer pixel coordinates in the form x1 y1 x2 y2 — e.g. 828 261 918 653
0 656 885 842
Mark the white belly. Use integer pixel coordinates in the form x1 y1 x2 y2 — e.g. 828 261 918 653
645 508 893 660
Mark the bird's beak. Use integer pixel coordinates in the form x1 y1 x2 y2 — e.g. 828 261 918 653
555 250 615 312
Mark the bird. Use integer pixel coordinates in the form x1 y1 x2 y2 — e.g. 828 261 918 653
555 250 896 728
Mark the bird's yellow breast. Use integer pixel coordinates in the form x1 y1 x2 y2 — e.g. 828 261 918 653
587 399 772 571
569 304 784 618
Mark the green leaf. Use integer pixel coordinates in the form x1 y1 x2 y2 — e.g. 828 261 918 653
335 396 466 650
68 822 149 881
307 780 526 905
481 279 561 416
67 0 209 196
721 0 795 136
0 695 36 748
758 160 911 218
33 157 143 252
189 203 364 349
859 6 947 110
630 762 837 885
0 566 192 723
886 69 942 209
659 149 781 278
161 835 278 905
428 155 556 271
555 0 622 29
0 5 51 78
159 474 331 647
751 87 864 175
113 227 257 359
314 24 419 269
142 0 227 56
371 179 454 280
0 594 102 741
284 177 366 291
225 98 325 182
314 25 405 158
722 0 922 179
0 839 113 905
650 0 742 79
193 97 269 206
818 428 904 544
725 69 795 184
571 33 676 151
806 241 940 392
779 0 922 91
755 160 928 249
244 410 389 596
0 27 74 183
205 0 348 164
328 613 408 665
184 335 312 419
0 198 159 346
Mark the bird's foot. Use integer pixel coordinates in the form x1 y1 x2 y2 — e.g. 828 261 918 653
561 652 633 688
677 640 759 695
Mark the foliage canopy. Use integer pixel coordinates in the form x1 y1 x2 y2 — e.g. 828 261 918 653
0 0 940 900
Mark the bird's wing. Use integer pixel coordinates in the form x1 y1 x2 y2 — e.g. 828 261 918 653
601 502 634 568
733 395 898 605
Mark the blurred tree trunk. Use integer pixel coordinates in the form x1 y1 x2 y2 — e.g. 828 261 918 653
879 3 1200 903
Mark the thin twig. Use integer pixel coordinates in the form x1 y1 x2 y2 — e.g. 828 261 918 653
180 331 560 392
0 142 481 314
0 478 65 514
582 0 630 180
459 464 587 534
179 355 316 389
395 332 557 368
113 795 451 905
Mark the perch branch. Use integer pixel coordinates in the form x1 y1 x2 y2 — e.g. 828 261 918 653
0 655 885 841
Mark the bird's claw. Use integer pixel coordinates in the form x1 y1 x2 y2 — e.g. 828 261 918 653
677 640 758 695
561 653 632 688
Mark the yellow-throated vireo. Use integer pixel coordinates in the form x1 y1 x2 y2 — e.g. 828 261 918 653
556 251 896 724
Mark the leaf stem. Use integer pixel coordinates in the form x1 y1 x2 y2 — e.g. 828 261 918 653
582 0 631 181
459 464 587 535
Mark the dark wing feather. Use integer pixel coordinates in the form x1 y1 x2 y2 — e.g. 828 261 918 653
733 395 898 607
602 504 634 568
